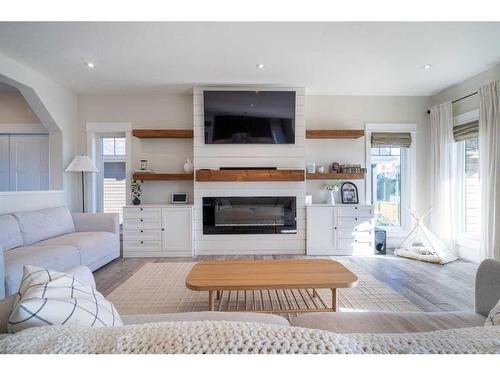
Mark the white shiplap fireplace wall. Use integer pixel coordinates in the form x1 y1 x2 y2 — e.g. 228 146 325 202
193 87 306 255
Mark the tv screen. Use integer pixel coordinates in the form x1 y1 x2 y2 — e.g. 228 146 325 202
204 91 295 144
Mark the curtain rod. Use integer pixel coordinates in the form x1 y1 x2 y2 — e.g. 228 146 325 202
426 91 478 114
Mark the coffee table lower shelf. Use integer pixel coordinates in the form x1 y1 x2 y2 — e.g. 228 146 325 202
206 288 337 313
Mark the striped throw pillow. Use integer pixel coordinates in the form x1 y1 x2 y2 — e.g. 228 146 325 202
8 265 123 333
485 298 500 326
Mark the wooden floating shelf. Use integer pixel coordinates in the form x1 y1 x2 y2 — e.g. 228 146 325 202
306 130 365 139
132 129 193 138
133 172 194 181
196 169 305 182
306 172 365 180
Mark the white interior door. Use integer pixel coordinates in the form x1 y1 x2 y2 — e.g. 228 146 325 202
9 135 49 191
306 206 336 254
162 208 192 251
0 136 9 191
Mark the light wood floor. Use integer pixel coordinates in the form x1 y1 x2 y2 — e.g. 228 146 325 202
94 253 479 312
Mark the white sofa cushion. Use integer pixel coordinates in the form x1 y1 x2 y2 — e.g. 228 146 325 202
485 298 500 326
13 207 75 246
37 231 117 266
3 245 81 297
8 265 123 333
0 214 23 251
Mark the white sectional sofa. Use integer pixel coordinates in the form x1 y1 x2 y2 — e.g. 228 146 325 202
0 207 120 298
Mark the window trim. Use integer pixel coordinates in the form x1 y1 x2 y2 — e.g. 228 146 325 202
85 122 132 213
365 123 417 236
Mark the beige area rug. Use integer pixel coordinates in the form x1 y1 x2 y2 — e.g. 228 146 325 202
107 262 420 316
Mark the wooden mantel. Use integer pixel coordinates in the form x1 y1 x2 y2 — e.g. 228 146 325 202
195 169 305 182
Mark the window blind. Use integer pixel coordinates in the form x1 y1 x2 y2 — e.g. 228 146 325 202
371 132 412 147
453 121 478 142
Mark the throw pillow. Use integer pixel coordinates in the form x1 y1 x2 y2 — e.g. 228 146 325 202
484 298 500 326
8 265 123 333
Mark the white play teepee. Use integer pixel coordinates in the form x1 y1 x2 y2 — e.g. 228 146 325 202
394 207 458 264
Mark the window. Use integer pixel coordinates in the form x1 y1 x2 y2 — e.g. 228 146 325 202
371 146 405 227
99 136 126 223
464 138 479 233
456 137 480 234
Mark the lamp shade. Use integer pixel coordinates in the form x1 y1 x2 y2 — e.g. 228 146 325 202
65 155 98 173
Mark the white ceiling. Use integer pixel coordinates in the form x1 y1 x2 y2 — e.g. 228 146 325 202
0 22 499 96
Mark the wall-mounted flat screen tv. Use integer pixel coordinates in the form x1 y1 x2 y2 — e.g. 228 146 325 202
203 91 295 144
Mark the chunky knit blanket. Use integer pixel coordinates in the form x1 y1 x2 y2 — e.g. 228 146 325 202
1 321 499 354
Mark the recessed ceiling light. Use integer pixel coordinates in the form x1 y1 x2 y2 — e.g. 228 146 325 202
86 62 95 69
256 64 265 69
422 64 432 70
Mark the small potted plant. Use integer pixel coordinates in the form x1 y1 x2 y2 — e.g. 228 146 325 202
325 182 341 205
131 180 142 205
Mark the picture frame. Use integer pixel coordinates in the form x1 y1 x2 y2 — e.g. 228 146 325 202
340 182 359 204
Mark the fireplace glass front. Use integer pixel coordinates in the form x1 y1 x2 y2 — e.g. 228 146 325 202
203 196 297 234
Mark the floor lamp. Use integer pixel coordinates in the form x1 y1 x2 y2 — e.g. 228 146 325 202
65 155 98 213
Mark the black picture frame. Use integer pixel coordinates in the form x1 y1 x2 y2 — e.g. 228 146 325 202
340 182 359 204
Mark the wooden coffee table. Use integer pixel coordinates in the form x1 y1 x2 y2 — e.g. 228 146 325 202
185 259 358 313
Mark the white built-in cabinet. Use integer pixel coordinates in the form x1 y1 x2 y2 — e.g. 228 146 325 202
306 204 375 255
123 205 193 257
0 134 49 191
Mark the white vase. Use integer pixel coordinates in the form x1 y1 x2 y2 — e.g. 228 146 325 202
326 190 336 205
183 158 194 173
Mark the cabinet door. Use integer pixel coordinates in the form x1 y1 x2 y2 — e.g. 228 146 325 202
9 135 49 191
306 206 336 255
0 136 9 191
162 207 193 252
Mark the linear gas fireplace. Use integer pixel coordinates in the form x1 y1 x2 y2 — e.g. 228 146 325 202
203 196 297 235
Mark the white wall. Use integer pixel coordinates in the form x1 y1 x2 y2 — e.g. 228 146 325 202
0 52 79 211
78 94 194 204
432 63 500 115
0 91 42 124
0 190 64 215
305 95 431 214
78 92 432 238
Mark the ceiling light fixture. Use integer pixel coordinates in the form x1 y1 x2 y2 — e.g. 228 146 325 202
256 64 265 69
422 64 432 70
86 62 95 69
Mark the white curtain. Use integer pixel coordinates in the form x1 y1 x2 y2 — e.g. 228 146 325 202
479 80 500 261
429 102 456 254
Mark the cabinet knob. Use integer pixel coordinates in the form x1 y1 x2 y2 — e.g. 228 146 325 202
354 206 358 210
140 219 143 222
140 208 143 211
140 230 143 233
354 218 358 221
162 228 165 231
334 226 337 230
140 241 144 244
